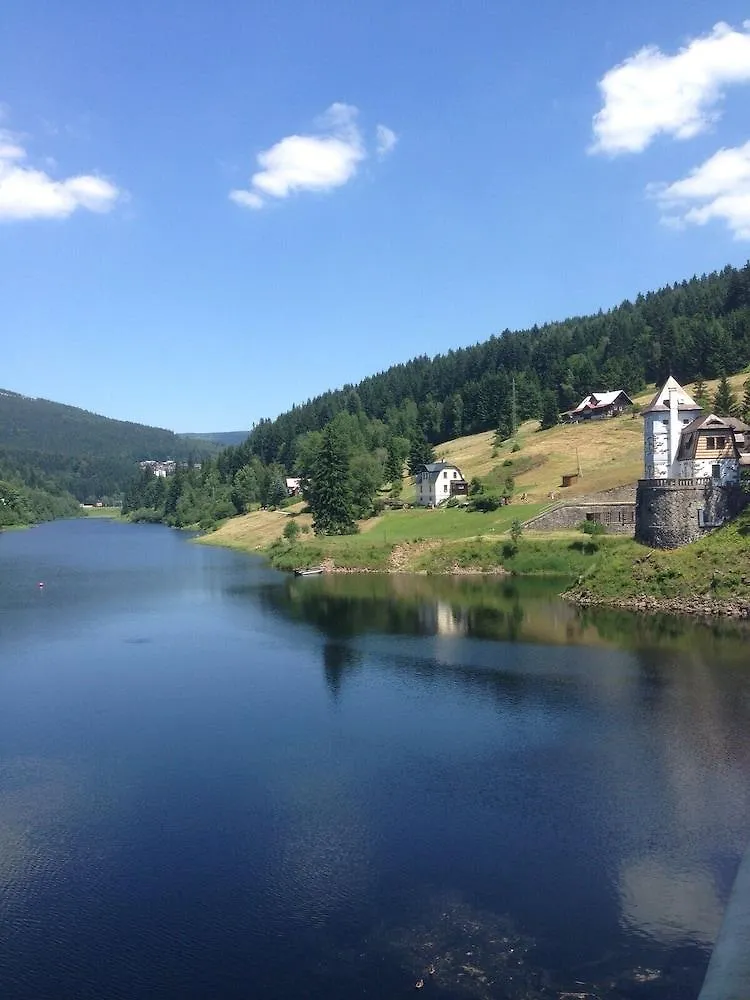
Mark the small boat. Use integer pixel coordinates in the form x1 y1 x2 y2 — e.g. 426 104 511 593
294 566 324 577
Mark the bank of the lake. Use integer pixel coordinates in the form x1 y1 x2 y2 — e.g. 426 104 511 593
565 508 750 618
197 502 750 619
198 503 615 577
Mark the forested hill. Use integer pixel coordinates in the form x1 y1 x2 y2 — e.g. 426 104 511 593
0 390 217 504
121 260 750 534
183 431 249 446
242 261 750 467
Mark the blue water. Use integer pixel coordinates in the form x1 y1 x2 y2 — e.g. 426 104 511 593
1 519 749 999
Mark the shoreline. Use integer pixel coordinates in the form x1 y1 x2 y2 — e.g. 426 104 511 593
565 590 750 619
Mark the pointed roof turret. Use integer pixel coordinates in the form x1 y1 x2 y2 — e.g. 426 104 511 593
642 376 701 414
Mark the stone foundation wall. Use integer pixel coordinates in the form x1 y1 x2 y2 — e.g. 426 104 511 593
635 479 749 549
525 484 637 535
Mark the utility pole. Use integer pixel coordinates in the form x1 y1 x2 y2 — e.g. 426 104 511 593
511 376 518 437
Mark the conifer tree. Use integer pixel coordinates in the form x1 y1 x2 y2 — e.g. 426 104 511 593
308 421 357 535
741 378 750 424
713 374 738 416
407 432 435 475
693 375 710 410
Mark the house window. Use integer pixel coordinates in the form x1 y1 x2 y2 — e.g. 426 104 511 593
586 512 601 522
716 436 726 449
712 464 721 481
453 471 457 478
444 484 448 493
707 437 715 449
443 471 448 478
698 509 706 527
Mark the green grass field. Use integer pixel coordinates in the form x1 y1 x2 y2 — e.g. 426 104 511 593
358 503 545 543
82 506 123 518
569 509 750 602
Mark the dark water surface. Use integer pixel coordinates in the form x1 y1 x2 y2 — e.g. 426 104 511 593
1 519 749 999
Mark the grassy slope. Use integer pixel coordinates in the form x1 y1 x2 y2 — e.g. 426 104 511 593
201 371 749 579
437 371 749 502
568 509 750 603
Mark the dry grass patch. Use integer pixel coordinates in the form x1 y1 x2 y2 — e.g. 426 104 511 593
200 503 311 550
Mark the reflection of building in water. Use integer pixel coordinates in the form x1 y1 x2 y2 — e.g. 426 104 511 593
599 651 750 947
417 601 468 636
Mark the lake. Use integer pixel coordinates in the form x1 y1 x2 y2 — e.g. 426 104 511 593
1 519 749 999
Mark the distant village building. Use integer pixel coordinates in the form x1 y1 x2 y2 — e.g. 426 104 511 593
285 477 302 496
564 390 632 423
414 462 468 506
636 376 750 548
139 459 177 478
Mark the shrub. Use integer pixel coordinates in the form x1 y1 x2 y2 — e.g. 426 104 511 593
503 459 513 467
471 493 502 512
511 441 521 453
510 519 523 545
283 520 300 543
579 519 606 536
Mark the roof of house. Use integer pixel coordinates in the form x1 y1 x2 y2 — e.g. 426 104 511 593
571 389 631 413
676 413 741 460
418 461 465 481
642 376 701 414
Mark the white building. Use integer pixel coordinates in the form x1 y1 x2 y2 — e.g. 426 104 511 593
642 376 748 484
641 377 703 479
414 462 468 506
675 414 742 485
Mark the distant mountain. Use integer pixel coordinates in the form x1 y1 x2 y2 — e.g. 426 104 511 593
183 431 249 446
0 389 219 503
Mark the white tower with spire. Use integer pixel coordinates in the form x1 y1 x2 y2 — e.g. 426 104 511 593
641 377 703 479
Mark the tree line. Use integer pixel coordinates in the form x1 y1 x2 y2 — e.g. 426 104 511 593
123 261 750 534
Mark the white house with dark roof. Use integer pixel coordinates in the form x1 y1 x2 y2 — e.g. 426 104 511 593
414 462 468 506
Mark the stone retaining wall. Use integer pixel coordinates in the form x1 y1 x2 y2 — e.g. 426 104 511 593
635 480 749 548
524 483 637 535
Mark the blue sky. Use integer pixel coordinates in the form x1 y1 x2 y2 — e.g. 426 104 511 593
2 1 750 432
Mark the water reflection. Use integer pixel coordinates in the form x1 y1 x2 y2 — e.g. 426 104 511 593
3 524 750 1000
241 572 750 661
236 571 750 974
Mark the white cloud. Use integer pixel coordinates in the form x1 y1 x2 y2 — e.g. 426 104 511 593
591 21 750 155
230 103 396 210
650 142 750 240
375 124 398 158
0 121 120 221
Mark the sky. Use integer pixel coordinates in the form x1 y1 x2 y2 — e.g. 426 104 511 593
2 1 750 433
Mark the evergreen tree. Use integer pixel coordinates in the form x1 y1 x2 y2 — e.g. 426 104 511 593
540 390 559 430
308 422 357 535
267 475 288 510
231 465 259 513
693 375 710 410
384 435 409 485
741 378 750 424
407 432 435 475
713 374 738 416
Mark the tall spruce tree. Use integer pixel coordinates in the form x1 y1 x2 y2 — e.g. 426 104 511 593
693 375 710 410
308 421 357 535
741 378 750 424
407 431 435 475
713 374 738 416
540 390 559 430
